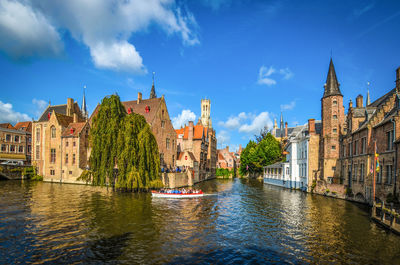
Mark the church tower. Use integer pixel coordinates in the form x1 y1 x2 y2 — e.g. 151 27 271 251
200 99 212 128
321 58 345 182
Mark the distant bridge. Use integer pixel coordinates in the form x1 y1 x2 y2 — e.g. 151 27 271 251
0 165 29 180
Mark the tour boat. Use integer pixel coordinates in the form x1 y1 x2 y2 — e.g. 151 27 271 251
151 190 204 198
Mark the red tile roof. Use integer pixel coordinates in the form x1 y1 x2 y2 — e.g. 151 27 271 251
14 121 32 132
0 123 15 129
62 122 87 137
175 125 207 140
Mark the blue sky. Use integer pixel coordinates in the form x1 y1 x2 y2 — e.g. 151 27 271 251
1 0 400 151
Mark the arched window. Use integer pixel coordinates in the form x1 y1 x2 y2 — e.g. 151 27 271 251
51 126 56 138
36 128 40 143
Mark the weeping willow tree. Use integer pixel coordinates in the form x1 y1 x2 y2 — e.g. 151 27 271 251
83 94 162 191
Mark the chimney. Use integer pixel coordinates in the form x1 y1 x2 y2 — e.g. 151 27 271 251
308 119 315 135
67 98 74 116
356 94 363 108
188 121 194 141
285 122 288 137
349 99 353 109
397 67 400 88
137 92 142 104
73 113 78 123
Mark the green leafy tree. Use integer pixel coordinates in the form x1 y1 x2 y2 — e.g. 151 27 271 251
239 133 282 176
85 94 162 191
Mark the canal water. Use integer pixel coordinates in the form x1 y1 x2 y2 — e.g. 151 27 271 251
1 178 400 264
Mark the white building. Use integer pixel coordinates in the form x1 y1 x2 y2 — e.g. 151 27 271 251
264 120 321 191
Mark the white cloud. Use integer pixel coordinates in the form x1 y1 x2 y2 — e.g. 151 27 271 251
0 0 62 59
257 65 276 86
219 111 273 135
91 41 145 73
217 130 230 145
32 98 47 117
0 100 31 124
218 112 247 130
257 65 293 86
238 112 273 134
0 0 199 72
172 109 196 128
279 67 294 80
280 100 296 111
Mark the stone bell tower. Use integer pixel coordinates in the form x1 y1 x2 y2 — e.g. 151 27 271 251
200 99 212 128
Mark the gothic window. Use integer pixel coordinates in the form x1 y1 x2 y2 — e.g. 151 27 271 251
386 165 393 184
50 148 56 163
65 154 68 164
5 134 11 142
51 126 56 138
10 145 15 152
166 138 170 149
36 145 40 159
36 128 40 143
50 170 55 176
361 137 366 154
161 120 165 128
360 164 365 182
386 130 394 150
73 154 76 164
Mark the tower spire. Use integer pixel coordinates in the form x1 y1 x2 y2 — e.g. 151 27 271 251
280 112 283 129
82 85 88 119
366 82 371 106
323 58 342 98
150 72 157 99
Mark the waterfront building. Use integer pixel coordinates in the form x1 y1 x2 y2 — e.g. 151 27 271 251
176 121 209 181
90 81 177 169
121 91 177 169
0 123 32 165
338 67 400 204
32 97 88 182
320 59 346 184
263 162 290 187
264 119 320 191
217 146 236 170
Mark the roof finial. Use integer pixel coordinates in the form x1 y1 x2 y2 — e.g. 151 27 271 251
150 72 157 99
82 85 88 119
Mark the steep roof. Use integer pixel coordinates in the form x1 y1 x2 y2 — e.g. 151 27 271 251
14 121 32 132
0 123 15 129
178 151 196 161
323 58 342 98
368 88 396 107
175 124 207 140
38 104 67 122
62 122 87 137
55 112 73 127
122 98 162 125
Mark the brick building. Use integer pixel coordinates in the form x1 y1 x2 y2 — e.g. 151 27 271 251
32 97 89 182
0 123 32 165
338 67 400 204
217 146 236 170
176 121 209 181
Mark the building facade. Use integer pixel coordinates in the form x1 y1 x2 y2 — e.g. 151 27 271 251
176 121 209 181
0 125 32 165
32 97 88 182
